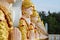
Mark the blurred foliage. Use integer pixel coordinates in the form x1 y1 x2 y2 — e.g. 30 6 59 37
39 11 60 34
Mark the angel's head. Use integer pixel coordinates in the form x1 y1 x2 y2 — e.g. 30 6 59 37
22 0 34 18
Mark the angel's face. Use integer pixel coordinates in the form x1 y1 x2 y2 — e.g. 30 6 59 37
26 7 33 15
0 10 5 20
23 7 33 17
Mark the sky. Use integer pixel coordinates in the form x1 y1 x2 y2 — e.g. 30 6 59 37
31 0 60 12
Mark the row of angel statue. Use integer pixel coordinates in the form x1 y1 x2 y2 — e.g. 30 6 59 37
0 0 48 40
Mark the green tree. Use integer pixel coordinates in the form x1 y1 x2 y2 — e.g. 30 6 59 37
39 11 60 34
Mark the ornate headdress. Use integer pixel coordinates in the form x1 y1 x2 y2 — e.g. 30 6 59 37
22 0 33 8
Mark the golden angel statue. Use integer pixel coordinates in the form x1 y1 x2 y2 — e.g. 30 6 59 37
18 0 48 40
